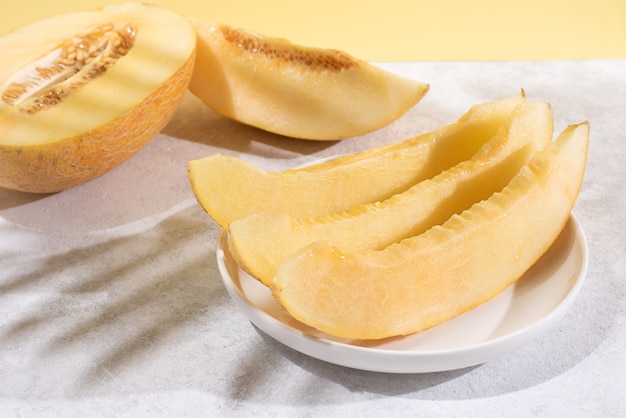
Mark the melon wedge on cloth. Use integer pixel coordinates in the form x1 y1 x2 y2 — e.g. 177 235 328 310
188 21 429 140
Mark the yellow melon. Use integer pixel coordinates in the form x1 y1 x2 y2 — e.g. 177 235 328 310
188 20 428 140
228 101 553 285
188 94 525 228
0 3 196 193
271 122 589 339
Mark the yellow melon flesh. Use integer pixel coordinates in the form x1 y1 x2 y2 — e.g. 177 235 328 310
271 122 589 339
0 3 196 193
228 101 553 285
188 94 525 228
188 20 428 140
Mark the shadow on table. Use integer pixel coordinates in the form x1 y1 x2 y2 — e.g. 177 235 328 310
245 297 610 402
161 92 340 157
0 203 225 394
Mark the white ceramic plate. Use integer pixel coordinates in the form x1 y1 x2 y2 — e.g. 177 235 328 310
216 215 588 373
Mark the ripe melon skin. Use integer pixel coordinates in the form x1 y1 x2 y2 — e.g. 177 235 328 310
271 122 589 340
188 20 429 140
0 3 196 193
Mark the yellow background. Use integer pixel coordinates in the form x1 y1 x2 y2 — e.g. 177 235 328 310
1 0 625 61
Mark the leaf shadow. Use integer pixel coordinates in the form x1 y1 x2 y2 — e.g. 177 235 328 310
0 204 226 394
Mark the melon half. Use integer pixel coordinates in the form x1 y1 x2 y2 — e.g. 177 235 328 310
0 3 196 193
188 21 429 140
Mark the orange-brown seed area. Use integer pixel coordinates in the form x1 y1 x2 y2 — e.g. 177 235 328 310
1 22 136 115
220 25 359 71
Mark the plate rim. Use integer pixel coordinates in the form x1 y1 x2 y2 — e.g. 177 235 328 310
216 214 588 373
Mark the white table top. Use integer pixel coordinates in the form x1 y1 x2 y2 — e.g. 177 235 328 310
1 60 624 417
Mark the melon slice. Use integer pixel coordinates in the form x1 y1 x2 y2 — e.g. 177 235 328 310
271 122 589 339
228 101 553 285
188 94 525 228
188 20 429 140
0 3 196 193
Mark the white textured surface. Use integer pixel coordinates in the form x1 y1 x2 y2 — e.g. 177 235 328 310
1 61 624 417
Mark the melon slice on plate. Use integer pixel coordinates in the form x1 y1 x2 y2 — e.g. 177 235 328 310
188 20 429 140
0 2 196 193
271 122 589 339
188 94 525 228
228 101 554 285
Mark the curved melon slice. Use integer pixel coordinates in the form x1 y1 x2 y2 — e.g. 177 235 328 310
271 122 589 339
229 101 553 285
0 3 196 192
188 20 429 140
188 94 525 228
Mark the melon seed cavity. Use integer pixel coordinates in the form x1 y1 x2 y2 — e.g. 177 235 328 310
220 25 358 71
1 22 136 114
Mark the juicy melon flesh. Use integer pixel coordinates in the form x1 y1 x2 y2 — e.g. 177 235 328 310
0 2 196 192
228 101 553 285
188 20 429 140
188 94 525 228
271 122 589 339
